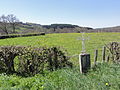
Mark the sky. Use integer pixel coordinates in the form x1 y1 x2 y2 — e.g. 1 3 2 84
0 0 120 28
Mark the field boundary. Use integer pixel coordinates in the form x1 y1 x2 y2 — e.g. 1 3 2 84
0 32 45 39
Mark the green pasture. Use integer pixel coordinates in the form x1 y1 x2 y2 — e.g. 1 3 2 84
0 33 120 64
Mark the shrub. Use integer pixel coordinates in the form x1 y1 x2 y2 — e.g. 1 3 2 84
0 46 72 76
106 42 120 63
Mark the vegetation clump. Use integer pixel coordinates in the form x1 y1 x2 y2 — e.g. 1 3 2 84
106 42 120 63
0 46 72 76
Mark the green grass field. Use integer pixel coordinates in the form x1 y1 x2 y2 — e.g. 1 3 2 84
0 33 120 64
0 33 120 90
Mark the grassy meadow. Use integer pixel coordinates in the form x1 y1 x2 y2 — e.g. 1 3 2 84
0 33 120 64
0 33 120 90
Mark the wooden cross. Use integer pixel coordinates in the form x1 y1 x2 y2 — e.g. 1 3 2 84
77 32 89 53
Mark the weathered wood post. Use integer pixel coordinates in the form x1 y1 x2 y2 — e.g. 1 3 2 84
78 33 91 73
94 49 98 66
106 54 110 62
102 46 106 62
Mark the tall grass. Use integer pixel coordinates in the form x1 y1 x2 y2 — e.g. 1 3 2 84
0 63 120 90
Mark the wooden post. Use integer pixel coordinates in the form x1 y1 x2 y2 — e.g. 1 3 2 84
106 54 110 62
79 53 91 73
48 54 53 71
94 49 98 66
102 46 106 62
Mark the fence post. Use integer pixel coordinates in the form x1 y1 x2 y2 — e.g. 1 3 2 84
106 54 110 62
102 46 106 62
94 49 98 66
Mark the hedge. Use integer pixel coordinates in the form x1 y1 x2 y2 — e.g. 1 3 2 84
0 32 45 39
0 46 72 76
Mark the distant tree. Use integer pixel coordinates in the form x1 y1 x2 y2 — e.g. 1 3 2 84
0 15 9 34
7 14 19 33
43 24 79 30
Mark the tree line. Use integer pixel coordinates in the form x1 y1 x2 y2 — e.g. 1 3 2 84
0 14 19 34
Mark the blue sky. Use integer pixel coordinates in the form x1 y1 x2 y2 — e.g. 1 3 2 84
0 0 120 28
